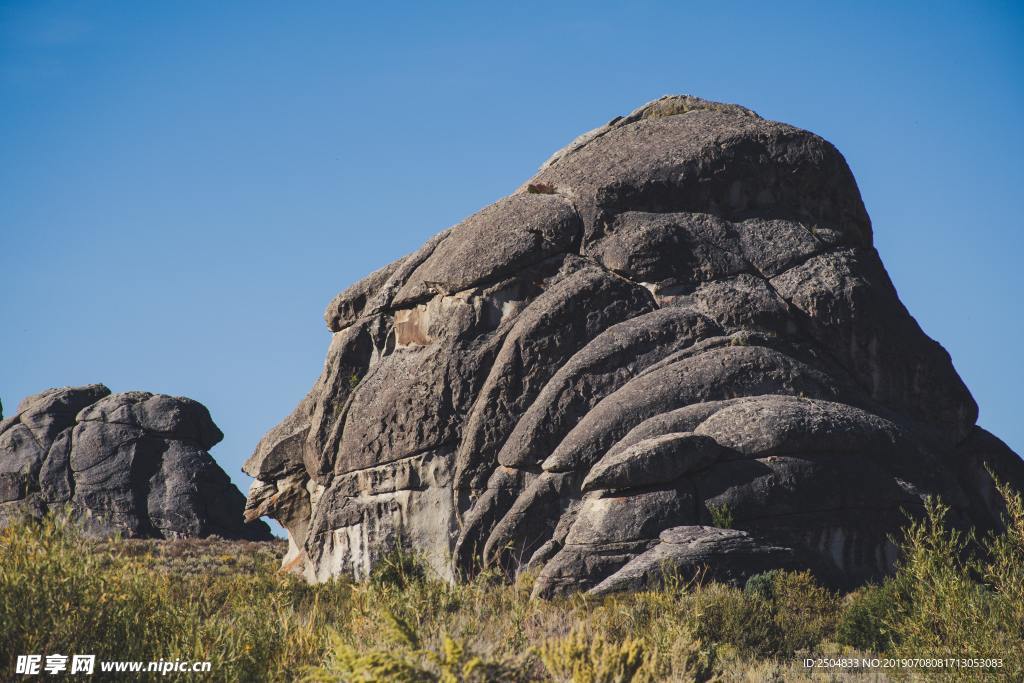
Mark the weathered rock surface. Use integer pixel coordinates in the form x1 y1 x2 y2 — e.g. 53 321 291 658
0 385 272 540
244 95 1024 595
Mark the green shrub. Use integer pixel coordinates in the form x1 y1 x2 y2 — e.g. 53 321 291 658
835 583 898 652
708 503 734 528
687 570 840 659
769 570 837 655
685 582 779 658
743 570 781 601
538 629 652 683
980 477 1024 645
368 547 430 590
882 489 1024 678
304 614 531 682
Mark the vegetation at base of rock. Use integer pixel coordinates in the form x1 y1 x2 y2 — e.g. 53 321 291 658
1 483 1022 682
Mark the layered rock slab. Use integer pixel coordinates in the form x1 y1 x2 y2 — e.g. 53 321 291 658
0 385 271 540
244 95 1023 595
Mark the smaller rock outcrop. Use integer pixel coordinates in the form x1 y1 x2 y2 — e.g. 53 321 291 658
0 385 272 540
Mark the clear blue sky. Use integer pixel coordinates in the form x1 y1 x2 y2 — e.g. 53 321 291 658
3 2 1022 531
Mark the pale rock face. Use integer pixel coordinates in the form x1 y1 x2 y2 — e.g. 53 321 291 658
243 95 1024 595
0 385 271 540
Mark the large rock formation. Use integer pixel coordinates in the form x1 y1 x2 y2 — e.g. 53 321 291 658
244 95 1024 595
0 385 272 540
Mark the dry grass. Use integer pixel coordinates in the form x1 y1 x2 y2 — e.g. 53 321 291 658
1 481 1021 681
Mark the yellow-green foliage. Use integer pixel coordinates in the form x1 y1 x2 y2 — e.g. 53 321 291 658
983 479 1024 641
537 630 652 683
769 570 839 655
2 482 1022 682
304 612 532 683
0 513 347 682
835 581 900 652
708 503 734 529
880 486 1024 679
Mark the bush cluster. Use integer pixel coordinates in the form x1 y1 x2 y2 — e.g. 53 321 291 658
1 480 1021 682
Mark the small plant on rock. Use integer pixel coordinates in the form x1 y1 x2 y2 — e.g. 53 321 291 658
708 503 734 529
